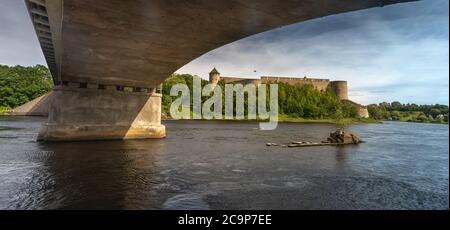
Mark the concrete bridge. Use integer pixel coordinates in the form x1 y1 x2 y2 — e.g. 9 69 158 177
24 0 415 141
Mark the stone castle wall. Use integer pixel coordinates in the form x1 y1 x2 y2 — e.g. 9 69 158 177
220 76 345 99
209 72 221 87
209 68 369 118
341 99 370 118
329 81 348 100
220 76 332 92
220 76 261 85
358 107 370 118
260 76 331 91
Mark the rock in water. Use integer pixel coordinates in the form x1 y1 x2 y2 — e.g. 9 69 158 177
327 130 362 144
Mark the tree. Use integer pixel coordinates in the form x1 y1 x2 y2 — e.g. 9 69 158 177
0 65 53 109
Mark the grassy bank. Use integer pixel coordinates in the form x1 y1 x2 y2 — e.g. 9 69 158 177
276 114 380 124
0 106 10 115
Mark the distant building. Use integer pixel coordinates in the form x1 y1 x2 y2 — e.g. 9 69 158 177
208 68 369 118
208 67 221 88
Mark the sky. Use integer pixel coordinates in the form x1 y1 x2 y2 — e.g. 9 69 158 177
0 0 448 105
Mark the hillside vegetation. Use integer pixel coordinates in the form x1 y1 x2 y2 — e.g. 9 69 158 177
367 102 448 124
161 74 362 121
0 65 53 112
1 66 447 124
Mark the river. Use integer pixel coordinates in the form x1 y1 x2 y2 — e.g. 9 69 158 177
0 116 448 209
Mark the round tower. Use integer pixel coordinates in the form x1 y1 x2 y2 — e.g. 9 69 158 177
209 68 220 87
330 81 348 100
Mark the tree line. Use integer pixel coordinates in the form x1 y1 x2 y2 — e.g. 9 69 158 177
367 102 448 123
161 73 360 120
1 66 447 124
0 64 53 112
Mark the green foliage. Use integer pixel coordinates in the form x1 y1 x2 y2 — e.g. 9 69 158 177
341 100 359 118
0 65 53 108
0 106 10 114
161 74 210 116
276 83 349 119
161 74 357 120
368 101 449 124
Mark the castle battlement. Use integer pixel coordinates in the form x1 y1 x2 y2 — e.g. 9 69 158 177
208 68 368 118
261 76 330 82
209 68 349 100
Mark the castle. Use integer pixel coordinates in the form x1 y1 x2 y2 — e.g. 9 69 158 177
208 68 369 118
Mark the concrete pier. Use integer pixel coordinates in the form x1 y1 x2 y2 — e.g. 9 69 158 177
37 85 165 141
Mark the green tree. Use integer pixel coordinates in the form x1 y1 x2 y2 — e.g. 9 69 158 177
0 64 53 109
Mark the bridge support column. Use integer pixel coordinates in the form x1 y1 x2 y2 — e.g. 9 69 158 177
37 85 165 141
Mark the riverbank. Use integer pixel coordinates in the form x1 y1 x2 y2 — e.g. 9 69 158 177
383 119 448 125
161 112 381 125
276 114 380 124
0 106 10 115
3 111 446 125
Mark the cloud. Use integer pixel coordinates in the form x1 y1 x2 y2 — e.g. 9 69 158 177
177 0 449 105
0 0 448 105
0 0 45 67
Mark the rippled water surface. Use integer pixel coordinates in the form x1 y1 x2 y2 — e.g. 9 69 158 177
0 116 448 209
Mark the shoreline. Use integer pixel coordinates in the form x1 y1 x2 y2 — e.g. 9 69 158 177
160 115 381 125
381 119 449 125
1 113 447 125
161 115 448 125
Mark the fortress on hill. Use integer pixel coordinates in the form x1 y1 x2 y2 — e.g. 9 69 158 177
208 68 369 118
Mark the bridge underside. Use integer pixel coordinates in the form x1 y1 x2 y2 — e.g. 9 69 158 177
37 85 165 141
25 0 415 141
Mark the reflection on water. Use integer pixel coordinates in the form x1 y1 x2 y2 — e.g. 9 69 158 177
0 116 448 209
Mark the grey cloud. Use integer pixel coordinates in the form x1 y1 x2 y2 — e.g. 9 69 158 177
0 0 448 105
177 0 449 105
0 0 45 66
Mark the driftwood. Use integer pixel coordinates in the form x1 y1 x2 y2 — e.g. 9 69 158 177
267 141 364 147
266 130 364 148
286 142 362 147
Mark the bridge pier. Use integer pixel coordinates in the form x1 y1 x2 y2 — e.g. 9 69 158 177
37 84 165 141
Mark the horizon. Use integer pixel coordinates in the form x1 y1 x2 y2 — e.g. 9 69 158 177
0 0 448 105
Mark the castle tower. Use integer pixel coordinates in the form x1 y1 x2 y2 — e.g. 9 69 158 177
209 67 220 87
330 81 349 100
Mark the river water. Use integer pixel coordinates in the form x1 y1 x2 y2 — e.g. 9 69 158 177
0 116 448 209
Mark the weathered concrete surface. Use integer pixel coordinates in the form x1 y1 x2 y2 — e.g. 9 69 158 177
25 0 416 140
37 86 165 141
8 92 52 116
32 0 416 88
